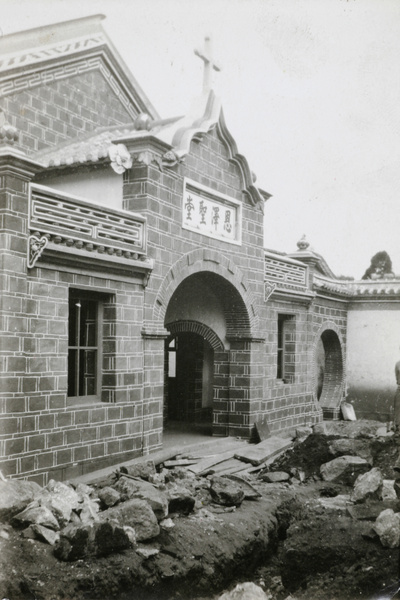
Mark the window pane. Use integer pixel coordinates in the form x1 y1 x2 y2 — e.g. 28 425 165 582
168 351 176 378
79 349 97 396
80 300 97 347
277 349 283 379
68 300 78 346
68 349 77 396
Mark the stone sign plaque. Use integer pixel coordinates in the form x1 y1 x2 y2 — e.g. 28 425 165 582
183 178 242 245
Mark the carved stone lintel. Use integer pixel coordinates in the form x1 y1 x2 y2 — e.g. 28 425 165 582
264 281 277 302
28 234 48 268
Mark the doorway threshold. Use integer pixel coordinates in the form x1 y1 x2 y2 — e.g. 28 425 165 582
163 420 213 451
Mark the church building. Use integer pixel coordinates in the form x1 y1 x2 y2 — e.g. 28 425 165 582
1 15 399 485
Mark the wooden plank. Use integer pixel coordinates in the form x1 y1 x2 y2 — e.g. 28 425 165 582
163 459 198 468
215 462 256 476
188 443 250 475
208 458 246 475
234 437 293 467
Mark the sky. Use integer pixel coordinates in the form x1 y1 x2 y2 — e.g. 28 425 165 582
2 0 400 279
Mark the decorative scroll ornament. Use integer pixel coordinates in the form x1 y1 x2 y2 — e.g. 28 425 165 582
0 111 19 145
264 281 277 302
28 234 48 268
162 150 181 168
132 150 162 169
108 144 133 174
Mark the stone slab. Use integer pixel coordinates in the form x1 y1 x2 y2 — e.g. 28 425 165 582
254 417 271 442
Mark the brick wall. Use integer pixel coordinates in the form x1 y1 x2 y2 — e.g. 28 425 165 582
2 71 132 154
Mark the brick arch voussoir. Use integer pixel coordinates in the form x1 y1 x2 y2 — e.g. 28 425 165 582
312 321 345 410
166 320 224 351
154 249 259 337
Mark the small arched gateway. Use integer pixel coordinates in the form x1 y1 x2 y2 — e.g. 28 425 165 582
314 325 345 419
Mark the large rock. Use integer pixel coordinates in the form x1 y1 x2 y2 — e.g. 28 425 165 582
351 468 383 504
54 520 131 561
76 495 100 524
0 480 41 522
37 480 80 509
373 509 400 548
320 456 371 485
113 477 168 520
100 499 160 541
166 484 195 515
209 477 245 507
33 480 82 527
31 492 73 528
31 524 60 546
12 505 60 530
98 486 121 508
218 582 270 600
348 501 400 521
382 480 397 501
120 460 156 481
328 438 373 463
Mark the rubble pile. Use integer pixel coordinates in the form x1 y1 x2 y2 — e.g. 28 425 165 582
0 420 400 600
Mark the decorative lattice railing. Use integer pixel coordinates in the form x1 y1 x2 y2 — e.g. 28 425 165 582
28 184 146 265
264 253 307 289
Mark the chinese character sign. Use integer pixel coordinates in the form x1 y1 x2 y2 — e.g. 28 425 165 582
183 183 240 244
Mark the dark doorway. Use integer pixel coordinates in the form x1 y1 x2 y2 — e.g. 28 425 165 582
166 332 213 430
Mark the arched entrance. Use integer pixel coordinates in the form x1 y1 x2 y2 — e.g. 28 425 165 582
314 328 344 419
163 270 252 435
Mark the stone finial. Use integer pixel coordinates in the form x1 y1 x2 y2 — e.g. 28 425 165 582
133 113 153 131
194 36 221 93
297 235 310 251
0 111 19 145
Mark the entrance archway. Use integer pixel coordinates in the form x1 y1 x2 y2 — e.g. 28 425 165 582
163 269 252 435
314 328 344 418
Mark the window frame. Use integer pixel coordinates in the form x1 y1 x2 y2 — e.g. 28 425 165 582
277 313 296 384
67 290 104 405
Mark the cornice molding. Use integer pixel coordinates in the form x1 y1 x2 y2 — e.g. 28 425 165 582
36 243 153 285
0 148 44 180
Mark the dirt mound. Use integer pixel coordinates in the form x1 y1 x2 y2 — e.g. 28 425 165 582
266 434 333 479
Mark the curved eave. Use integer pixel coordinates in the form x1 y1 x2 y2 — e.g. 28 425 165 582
217 110 269 207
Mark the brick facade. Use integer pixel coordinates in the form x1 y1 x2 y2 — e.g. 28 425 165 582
0 16 359 484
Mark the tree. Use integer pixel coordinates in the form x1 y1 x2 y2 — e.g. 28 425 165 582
361 251 394 280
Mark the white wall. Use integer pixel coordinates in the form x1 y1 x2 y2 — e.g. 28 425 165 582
347 305 400 419
37 168 123 210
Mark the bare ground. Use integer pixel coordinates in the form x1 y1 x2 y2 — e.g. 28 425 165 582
1 421 399 600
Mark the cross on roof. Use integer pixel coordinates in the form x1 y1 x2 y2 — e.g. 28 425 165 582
194 36 221 93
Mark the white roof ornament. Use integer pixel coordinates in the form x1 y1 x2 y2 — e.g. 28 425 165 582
297 235 310 251
194 36 221 93
108 143 132 174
